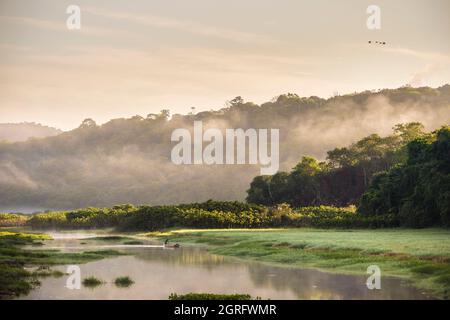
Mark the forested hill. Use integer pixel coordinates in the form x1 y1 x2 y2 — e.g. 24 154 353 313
0 85 449 211
0 123 62 142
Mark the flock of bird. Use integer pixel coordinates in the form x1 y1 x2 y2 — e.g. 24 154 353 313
368 41 387 45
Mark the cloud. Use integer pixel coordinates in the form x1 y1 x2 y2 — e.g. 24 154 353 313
380 46 450 63
83 6 278 46
0 15 64 31
0 15 136 39
408 63 441 87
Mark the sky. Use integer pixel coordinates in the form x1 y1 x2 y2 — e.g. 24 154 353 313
0 0 449 130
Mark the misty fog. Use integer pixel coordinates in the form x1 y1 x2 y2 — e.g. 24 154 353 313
0 85 449 212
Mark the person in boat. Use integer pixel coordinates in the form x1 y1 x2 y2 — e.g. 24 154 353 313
164 239 180 248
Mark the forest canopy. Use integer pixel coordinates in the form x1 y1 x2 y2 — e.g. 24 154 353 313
246 122 427 207
359 126 450 227
247 124 450 228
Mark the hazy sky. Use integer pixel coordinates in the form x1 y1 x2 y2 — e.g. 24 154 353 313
0 0 449 130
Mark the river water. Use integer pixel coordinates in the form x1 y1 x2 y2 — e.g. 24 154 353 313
19 232 433 300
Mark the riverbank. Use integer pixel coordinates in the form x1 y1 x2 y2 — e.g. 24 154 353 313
145 228 450 299
3 228 449 299
0 230 126 299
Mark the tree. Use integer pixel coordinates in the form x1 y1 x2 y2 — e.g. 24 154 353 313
359 126 450 227
292 156 322 177
393 122 425 143
228 96 244 107
288 157 322 206
79 118 97 128
147 109 170 121
246 176 273 205
327 147 357 168
246 123 432 208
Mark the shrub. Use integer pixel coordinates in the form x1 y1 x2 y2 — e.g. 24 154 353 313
82 276 103 288
25 201 398 231
0 213 29 227
114 276 134 287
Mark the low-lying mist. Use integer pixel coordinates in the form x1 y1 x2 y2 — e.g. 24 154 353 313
0 85 449 212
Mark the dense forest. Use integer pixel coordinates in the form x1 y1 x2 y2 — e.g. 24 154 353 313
246 122 426 206
248 125 449 227
359 126 449 227
0 85 449 210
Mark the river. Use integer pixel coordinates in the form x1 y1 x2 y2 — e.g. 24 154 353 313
19 232 433 300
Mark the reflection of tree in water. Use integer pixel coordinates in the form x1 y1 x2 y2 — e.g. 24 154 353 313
133 247 230 271
246 264 431 300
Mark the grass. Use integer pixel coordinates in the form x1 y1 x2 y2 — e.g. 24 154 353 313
0 230 126 299
82 276 104 288
114 276 134 287
32 266 65 278
169 293 253 300
146 228 450 299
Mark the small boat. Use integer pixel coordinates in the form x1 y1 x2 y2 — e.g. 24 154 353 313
163 238 180 248
164 243 180 249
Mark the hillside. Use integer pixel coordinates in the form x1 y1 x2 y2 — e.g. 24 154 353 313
0 85 449 211
0 123 62 142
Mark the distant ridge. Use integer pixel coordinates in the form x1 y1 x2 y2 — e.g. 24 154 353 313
0 122 62 142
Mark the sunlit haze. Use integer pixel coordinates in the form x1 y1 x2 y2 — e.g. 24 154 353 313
0 0 449 130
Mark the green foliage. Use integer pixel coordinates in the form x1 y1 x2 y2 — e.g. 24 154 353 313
27 211 68 229
178 200 265 214
0 231 48 299
82 276 104 288
359 126 450 228
247 122 427 208
291 206 398 228
169 293 252 300
26 201 396 231
0 213 29 227
114 276 134 287
0 231 51 242
28 205 137 229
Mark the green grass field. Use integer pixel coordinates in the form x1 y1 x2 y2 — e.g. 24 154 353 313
147 228 450 299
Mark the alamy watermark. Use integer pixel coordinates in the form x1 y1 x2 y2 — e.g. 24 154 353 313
66 5 81 30
171 121 279 175
65 265 81 290
366 5 381 30
366 265 381 290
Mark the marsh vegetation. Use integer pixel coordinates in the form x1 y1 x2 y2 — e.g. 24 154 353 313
114 276 134 287
0 231 125 299
82 276 104 288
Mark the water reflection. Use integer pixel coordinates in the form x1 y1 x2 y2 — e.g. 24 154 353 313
20 235 433 300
